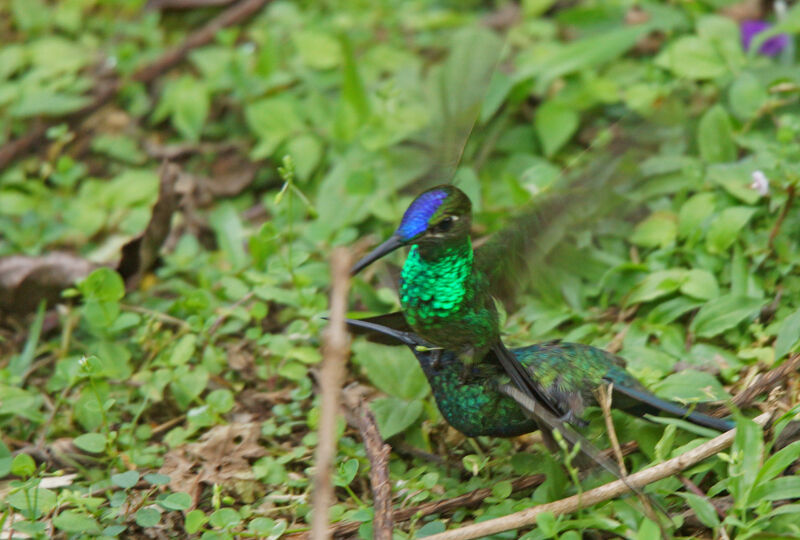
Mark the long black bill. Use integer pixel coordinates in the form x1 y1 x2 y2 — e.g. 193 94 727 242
343 317 419 348
351 234 405 275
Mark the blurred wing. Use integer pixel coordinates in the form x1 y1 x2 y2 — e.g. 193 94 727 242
411 26 505 187
475 136 648 308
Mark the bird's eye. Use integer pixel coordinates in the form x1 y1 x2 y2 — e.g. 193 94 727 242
435 216 454 233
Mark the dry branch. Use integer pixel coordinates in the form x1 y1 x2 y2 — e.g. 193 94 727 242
342 386 393 540
0 0 272 169
311 248 352 540
422 412 771 540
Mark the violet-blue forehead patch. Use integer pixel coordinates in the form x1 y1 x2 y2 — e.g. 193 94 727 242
396 189 447 240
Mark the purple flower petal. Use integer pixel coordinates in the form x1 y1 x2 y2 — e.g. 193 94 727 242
741 19 790 57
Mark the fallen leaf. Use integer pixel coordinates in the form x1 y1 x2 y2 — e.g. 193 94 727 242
159 421 266 505
117 161 181 288
0 253 96 315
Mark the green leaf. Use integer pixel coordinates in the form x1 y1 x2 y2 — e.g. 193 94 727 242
750 477 800 502
775 308 800 360
370 397 424 439
79 268 125 302
135 507 161 528
680 269 719 300
292 31 341 69
248 517 287 538
6 488 57 518
184 509 207 534
209 203 248 271
655 36 727 80
352 340 429 400
698 105 736 164
11 453 36 477
706 207 756 253
10 90 90 118
653 370 729 402
730 416 763 508
208 508 241 529
245 96 304 159
160 492 192 511
728 73 767 120
535 101 578 157
631 212 677 248
628 269 686 304
690 295 765 338
111 470 140 489
206 389 234 414
53 510 101 534
756 440 800 484
681 492 720 527
334 458 359 487
8 299 45 379
678 193 716 238
73 433 107 454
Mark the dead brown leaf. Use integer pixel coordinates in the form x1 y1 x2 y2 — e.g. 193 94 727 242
159 421 267 505
0 253 96 315
117 161 181 289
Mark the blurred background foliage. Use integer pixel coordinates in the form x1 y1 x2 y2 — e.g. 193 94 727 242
1 0 800 538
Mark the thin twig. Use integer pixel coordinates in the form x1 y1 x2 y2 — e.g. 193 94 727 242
597 384 662 534
0 0 272 169
768 184 795 250
311 248 352 540
422 412 772 540
341 385 393 540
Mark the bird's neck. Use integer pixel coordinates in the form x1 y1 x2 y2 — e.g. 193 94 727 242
400 236 475 311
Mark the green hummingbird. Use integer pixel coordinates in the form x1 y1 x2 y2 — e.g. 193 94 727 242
345 316 733 437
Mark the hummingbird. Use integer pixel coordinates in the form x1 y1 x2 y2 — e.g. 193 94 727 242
345 317 734 438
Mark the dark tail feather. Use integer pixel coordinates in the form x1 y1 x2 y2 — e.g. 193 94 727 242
492 344 643 492
613 384 734 432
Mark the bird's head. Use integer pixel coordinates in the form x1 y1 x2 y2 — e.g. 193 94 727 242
351 185 472 275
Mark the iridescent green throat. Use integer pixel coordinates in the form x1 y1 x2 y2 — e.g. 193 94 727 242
399 237 474 327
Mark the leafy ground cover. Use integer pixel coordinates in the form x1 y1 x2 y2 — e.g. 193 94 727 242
1 0 800 538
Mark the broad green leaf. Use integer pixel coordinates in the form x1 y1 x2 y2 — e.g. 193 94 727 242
185 510 208 534
73 433 107 453
352 340 429 401
774 308 800 360
690 295 765 338
79 268 125 302
10 90 90 118
678 192 716 238
655 36 727 80
209 508 241 528
53 511 101 534
11 453 36 477
370 397 424 439
628 269 686 304
135 508 161 528
698 105 736 164
630 212 677 248
706 207 756 253
728 73 767 120
680 269 719 300
292 31 341 69
245 96 305 159
111 470 140 489
6 488 57 518
535 101 578 157
160 492 192 511
248 517 287 538
707 161 762 204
